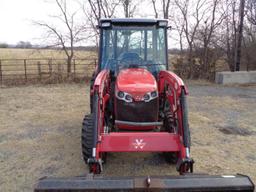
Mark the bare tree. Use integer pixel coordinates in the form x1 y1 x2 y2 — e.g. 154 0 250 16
220 0 239 71
246 0 256 25
168 3 185 54
121 0 139 18
151 0 171 19
194 0 226 78
83 0 120 47
241 0 256 71
162 0 171 19
173 19 185 54
86 0 120 22
234 0 245 71
174 0 208 78
34 0 84 74
151 0 158 18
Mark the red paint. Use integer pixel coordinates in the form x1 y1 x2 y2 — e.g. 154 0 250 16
114 68 159 131
116 68 157 96
93 69 110 95
100 132 181 152
158 70 188 95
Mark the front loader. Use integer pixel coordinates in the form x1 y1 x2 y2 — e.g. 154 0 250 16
35 18 254 192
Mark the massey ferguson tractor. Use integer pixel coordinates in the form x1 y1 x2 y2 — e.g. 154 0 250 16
35 18 254 191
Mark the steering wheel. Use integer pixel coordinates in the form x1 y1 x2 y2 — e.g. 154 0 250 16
119 52 142 69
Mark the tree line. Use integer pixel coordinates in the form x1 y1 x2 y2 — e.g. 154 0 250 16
34 0 256 79
0 41 32 48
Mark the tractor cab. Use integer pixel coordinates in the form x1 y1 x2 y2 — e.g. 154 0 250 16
98 18 168 77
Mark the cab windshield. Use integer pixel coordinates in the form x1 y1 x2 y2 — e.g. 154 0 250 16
100 26 167 75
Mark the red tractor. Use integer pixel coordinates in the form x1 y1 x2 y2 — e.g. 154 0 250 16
82 19 193 174
35 18 254 192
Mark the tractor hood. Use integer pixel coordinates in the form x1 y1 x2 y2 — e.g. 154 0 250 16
116 68 157 94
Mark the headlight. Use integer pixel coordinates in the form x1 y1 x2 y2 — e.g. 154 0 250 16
144 91 158 102
117 91 125 98
151 91 158 98
101 22 111 27
116 91 133 102
144 94 150 101
158 21 168 27
125 94 132 101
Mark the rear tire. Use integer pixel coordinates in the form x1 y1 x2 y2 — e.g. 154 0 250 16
81 114 94 163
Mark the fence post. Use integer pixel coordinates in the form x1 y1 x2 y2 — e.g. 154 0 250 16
24 59 27 82
48 59 52 76
58 63 62 81
57 63 60 74
37 61 42 81
0 60 2 85
73 59 76 78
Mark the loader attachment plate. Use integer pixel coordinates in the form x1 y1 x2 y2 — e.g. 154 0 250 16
34 174 254 192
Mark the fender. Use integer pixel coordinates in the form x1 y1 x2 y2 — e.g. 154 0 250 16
92 69 110 96
158 70 188 95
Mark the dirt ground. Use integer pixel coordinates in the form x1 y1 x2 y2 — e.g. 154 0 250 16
0 82 255 192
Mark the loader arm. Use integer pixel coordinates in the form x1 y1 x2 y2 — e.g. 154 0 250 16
89 69 111 172
158 70 193 173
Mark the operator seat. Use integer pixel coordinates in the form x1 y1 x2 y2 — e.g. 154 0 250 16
119 52 142 69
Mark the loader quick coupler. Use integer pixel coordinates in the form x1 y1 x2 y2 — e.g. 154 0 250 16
176 158 194 174
87 158 103 173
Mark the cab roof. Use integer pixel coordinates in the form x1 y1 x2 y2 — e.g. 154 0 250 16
99 18 168 27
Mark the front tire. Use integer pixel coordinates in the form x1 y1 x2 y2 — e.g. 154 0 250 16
162 109 179 164
163 152 179 164
81 114 94 163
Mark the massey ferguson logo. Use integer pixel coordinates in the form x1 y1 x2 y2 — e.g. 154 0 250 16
132 139 146 149
134 95 144 101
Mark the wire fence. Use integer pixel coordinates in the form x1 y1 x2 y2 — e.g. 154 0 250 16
0 58 97 85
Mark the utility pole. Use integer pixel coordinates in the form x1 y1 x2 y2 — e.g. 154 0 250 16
235 0 245 71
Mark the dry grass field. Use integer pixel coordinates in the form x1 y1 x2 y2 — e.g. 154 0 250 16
0 48 97 84
0 48 96 60
0 81 255 191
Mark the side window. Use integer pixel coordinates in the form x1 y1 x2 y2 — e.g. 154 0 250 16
147 30 153 61
157 28 165 64
102 30 114 69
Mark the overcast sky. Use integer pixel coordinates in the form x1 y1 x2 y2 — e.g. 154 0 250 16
0 0 179 48
0 0 84 45
1 0 49 44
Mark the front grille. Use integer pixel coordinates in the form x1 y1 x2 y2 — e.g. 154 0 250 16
115 98 158 122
